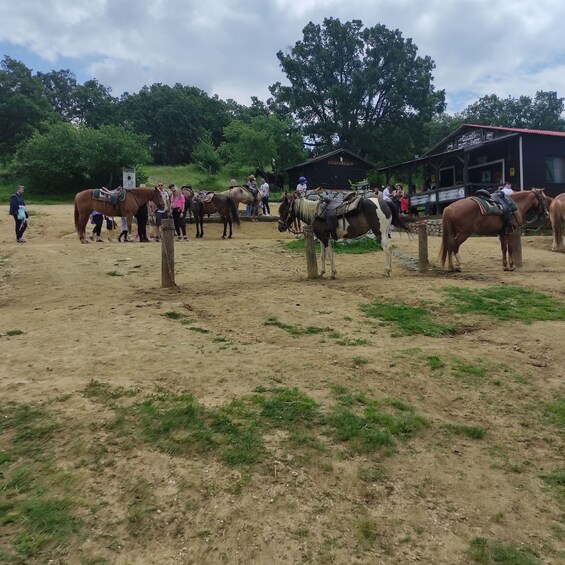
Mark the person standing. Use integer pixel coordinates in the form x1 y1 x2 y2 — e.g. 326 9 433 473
135 203 149 242
9 185 28 243
90 210 104 242
260 177 270 215
171 186 187 240
296 176 307 198
246 175 259 219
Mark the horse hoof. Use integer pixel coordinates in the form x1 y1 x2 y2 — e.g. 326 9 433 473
384 271 391 277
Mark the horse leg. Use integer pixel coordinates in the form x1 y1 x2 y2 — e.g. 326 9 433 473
504 234 516 271
320 241 326 277
77 211 90 244
221 216 227 239
227 217 233 239
327 240 337 279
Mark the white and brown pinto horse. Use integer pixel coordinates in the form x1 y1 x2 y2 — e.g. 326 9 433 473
550 193 565 252
440 188 550 271
278 194 415 278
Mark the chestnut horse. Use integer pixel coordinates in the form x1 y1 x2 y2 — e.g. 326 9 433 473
278 193 416 278
191 192 240 238
74 187 164 243
550 193 565 252
440 188 550 271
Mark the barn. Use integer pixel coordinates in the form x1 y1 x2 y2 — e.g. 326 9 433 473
285 149 376 191
378 124 565 213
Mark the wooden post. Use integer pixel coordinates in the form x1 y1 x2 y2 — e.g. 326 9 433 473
418 223 429 273
303 224 319 279
513 229 523 268
161 219 176 288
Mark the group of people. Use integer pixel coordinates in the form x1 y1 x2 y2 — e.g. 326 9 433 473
244 175 271 217
87 181 189 243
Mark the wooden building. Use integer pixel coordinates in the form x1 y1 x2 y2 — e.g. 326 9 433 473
285 149 376 191
378 124 565 213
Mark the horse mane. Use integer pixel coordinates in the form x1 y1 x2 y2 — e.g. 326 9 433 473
294 198 318 224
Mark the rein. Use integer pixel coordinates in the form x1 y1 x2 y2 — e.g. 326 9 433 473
520 190 547 227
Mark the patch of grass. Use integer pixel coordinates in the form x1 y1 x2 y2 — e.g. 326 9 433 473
82 379 138 402
445 285 565 323
127 479 157 534
355 517 378 547
352 357 369 367
187 326 209 333
444 424 487 439
359 300 457 337
5 329 24 336
545 397 565 429
252 387 320 428
427 355 444 370
335 337 369 346
286 236 383 254
264 316 330 337
541 469 565 499
357 465 386 483
163 311 185 320
451 359 487 383
105 270 123 277
467 537 540 564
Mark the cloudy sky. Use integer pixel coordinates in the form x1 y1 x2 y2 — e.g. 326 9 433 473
2 0 565 113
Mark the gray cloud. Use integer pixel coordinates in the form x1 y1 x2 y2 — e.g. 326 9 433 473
2 0 565 112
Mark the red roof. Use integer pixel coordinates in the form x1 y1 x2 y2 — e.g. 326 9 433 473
463 123 565 138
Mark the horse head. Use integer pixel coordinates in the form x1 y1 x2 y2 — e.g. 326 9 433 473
531 188 550 222
153 187 166 209
278 193 296 233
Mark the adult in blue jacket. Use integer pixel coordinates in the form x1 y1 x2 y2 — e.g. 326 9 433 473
9 185 28 243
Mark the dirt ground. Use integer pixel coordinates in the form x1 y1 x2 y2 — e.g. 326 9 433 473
1 204 564 564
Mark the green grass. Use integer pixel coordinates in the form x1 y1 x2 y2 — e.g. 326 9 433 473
0 403 79 560
545 397 565 429
5 329 24 337
467 537 541 564
264 316 331 337
443 424 487 439
445 285 565 323
285 236 383 254
427 355 444 370
145 164 232 191
359 300 457 337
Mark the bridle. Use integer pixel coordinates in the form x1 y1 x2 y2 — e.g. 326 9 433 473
279 199 302 235
523 189 548 226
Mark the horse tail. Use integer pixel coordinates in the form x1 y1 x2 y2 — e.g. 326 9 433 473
228 197 240 226
439 207 453 267
74 199 79 229
389 203 419 234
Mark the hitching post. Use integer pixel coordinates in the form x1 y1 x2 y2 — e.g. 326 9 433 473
303 224 319 279
513 229 523 268
418 223 429 273
161 219 176 288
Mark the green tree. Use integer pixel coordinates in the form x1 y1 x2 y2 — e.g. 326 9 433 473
192 131 222 175
36 69 79 121
462 91 565 130
0 56 57 160
12 123 150 194
118 84 231 165
74 79 118 127
269 18 445 163
220 114 307 178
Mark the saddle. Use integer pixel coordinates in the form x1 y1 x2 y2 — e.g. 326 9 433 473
470 190 518 235
92 186 128 207
196 191 215 203
317 193 363 240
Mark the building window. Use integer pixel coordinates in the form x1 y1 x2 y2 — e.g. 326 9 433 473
545 156 565 183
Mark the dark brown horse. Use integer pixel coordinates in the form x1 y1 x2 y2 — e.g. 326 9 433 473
440 188 550 271
278 193 416 277
550 193 565 252
181 186 195 224
191 192 240 238
74 187 164 243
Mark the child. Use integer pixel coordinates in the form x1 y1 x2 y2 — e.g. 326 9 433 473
117 216 129 242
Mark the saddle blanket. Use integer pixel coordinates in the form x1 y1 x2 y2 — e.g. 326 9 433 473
92 188 127 204
470 196 517 216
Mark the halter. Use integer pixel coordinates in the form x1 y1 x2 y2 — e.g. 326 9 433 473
279 199 302 235
522 189 548 227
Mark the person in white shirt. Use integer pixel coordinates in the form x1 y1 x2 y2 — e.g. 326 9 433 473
501 182 514 196
260 178 270 215
382 183 395 201
296 176 307 197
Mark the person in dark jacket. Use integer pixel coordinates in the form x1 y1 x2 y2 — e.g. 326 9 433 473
9 185 28 243
135 203 149 242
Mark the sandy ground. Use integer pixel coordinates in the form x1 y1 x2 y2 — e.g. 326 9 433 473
0 204 564 564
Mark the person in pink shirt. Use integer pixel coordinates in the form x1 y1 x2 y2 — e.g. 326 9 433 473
170 185 187 240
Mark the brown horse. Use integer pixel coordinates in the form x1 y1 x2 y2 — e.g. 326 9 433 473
191 192 240 238
440 188 550 271
550 193 565 252
221 186 261 219
74 187 164 243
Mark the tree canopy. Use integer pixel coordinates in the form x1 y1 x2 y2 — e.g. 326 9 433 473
269 18 446 163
